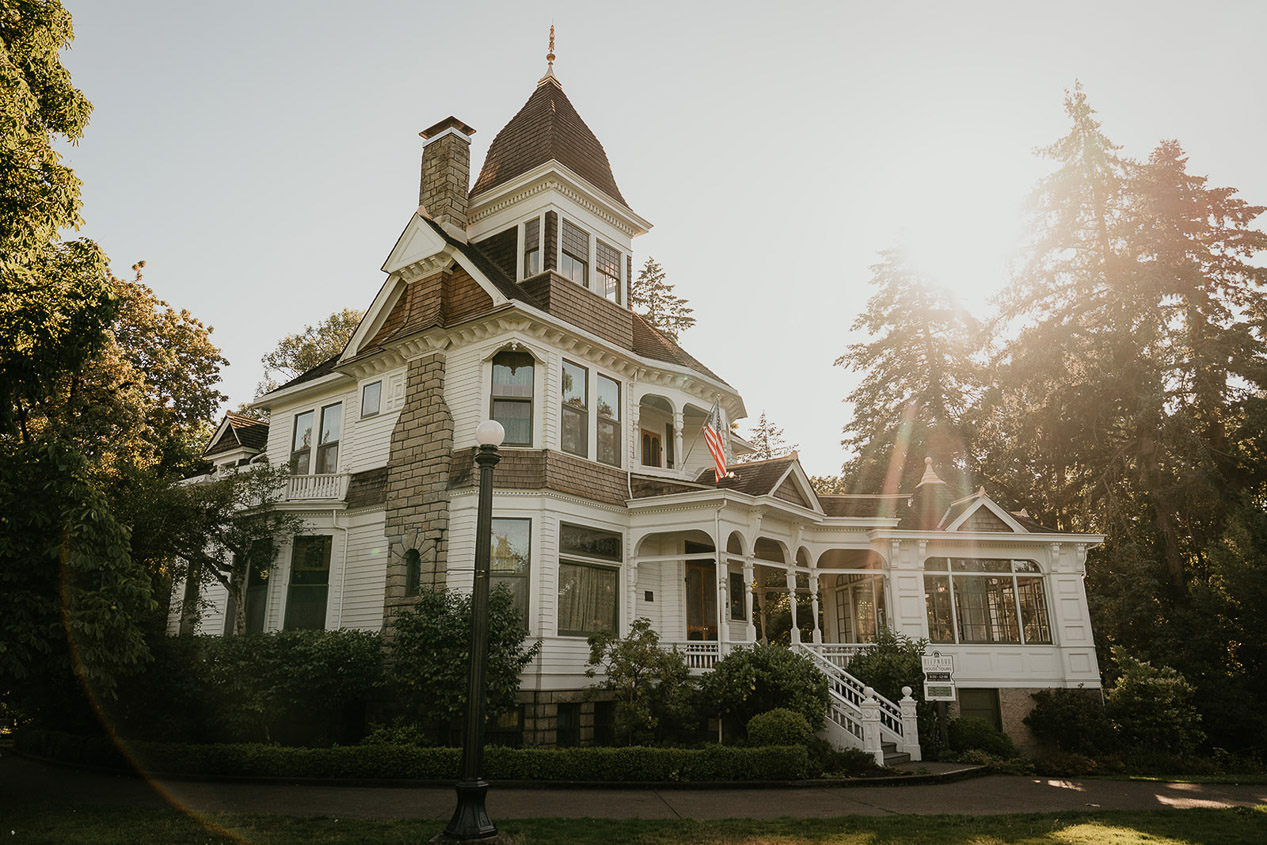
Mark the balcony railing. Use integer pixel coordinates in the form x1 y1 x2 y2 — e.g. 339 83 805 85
286 472 349 501
671 642 721 673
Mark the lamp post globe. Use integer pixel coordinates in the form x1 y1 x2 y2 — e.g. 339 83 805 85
475 419 505 448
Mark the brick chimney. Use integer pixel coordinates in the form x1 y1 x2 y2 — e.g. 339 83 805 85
418 116 476 231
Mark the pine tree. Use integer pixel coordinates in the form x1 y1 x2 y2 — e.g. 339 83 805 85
740 411 796 462
836 249 980 493
630 257 695 343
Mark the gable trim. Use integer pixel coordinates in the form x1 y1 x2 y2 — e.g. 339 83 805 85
944 496 1027 533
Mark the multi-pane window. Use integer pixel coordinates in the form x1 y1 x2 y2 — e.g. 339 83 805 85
596 240 620 303
361 381 381 418
491 518 530 623
284 535 332 630
597 374 620 467
523 217 540 277
922 558 1051 645
491 350 534 446
561 360 588 457
291 411 314 473
834 573 887 643
560 220 589 286
557 522 622 637
316 403 341 473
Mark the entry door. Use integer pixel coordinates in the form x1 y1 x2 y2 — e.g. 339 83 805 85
685 562 718 641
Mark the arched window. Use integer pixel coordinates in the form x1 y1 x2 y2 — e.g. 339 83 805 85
491 350 534 446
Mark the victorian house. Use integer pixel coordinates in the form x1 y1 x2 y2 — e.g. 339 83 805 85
178 50 1103 759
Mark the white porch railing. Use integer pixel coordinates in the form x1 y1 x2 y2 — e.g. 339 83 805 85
795 642 921 765
815 644 866 671
671 642 721 672
286 473 349 501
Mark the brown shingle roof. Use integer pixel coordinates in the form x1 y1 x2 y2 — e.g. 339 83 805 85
470 78 629 208
631 312 730 387
694 455 801 498
204 411 269 457
818 495 904 519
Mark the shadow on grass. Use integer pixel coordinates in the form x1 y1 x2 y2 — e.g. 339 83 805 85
4 805 1265 844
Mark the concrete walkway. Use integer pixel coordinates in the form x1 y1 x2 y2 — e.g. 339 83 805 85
2 750 1263 821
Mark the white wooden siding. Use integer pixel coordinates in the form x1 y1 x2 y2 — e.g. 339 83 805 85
335 516 388 631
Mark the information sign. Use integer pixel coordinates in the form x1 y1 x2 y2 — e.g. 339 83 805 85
922 652 956 701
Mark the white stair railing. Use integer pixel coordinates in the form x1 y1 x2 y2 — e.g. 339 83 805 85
795 642 921 763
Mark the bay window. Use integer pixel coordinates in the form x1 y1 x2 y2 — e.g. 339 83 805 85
923 558 1051 645
491 350 534 446
560 219 589 286
596 239 621 302
557 522 622 637
491 518 530 622
597 374 620 467
561 360 588 457
523 217 540 277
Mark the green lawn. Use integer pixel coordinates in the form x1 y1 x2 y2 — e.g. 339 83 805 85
6 805 1265 844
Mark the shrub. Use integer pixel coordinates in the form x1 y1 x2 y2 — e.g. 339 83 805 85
585 618 699 745
699 644 829 738
747 708 812 747
813 743 888 778
1033 751 1125 777
948 716 1016 758
845 628 937 755
1106 650 1205 756
954 748 1036 775
16 729 809 782
389 585 540 743
1024 688 1116 755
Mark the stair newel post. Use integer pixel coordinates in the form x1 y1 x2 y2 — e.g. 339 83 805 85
861 685 883 766
899 685 922 762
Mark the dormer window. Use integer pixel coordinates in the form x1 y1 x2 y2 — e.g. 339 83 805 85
523 217 540 277
561 219 589 286
596 239 620 303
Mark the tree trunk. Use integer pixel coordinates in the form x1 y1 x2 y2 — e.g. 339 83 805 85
178 560 201 635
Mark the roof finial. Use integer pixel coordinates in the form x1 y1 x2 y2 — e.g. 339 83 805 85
538 24 559 86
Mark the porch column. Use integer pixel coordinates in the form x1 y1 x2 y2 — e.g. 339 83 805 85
809 563 822 644
626 557 638 637
743 556 756 642
717 569 728 654
630 405 641 467
672 411 684 470
785 570 801 644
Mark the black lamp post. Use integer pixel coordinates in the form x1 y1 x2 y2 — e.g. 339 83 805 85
439 419 505 842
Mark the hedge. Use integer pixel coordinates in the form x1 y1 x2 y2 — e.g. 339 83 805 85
15 729 810 782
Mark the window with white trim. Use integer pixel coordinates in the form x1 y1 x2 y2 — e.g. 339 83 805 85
491 350 534 446
561 360 588 457
560 219 589 286
289 403 341 474
361 381 381 418
557 522 621 637
491 518 530 623
923 558 1051 645
595 239 620 303
596 374 620 467
523 217 540 277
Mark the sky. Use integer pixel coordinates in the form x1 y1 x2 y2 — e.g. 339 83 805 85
58 1 1267 478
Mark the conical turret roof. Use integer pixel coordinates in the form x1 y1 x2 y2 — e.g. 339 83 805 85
470 77 628 208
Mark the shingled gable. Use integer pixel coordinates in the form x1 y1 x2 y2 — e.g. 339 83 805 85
203 411 269 458
469 75 629 209
942 488 1029 534
692 454 821 512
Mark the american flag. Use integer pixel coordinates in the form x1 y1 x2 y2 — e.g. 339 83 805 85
703 401 728 482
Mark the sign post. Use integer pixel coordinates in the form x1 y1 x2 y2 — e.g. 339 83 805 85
922 652 956 752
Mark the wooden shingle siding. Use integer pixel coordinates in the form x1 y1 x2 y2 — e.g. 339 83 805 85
544 211 558 272
346 467 389 509
960 507 1014 533
474 227 518 281
449 447 627 506
520 271 634 349
444 267 496 324
774 477 810 508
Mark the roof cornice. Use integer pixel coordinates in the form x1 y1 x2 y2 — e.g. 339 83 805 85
468 161 651 237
